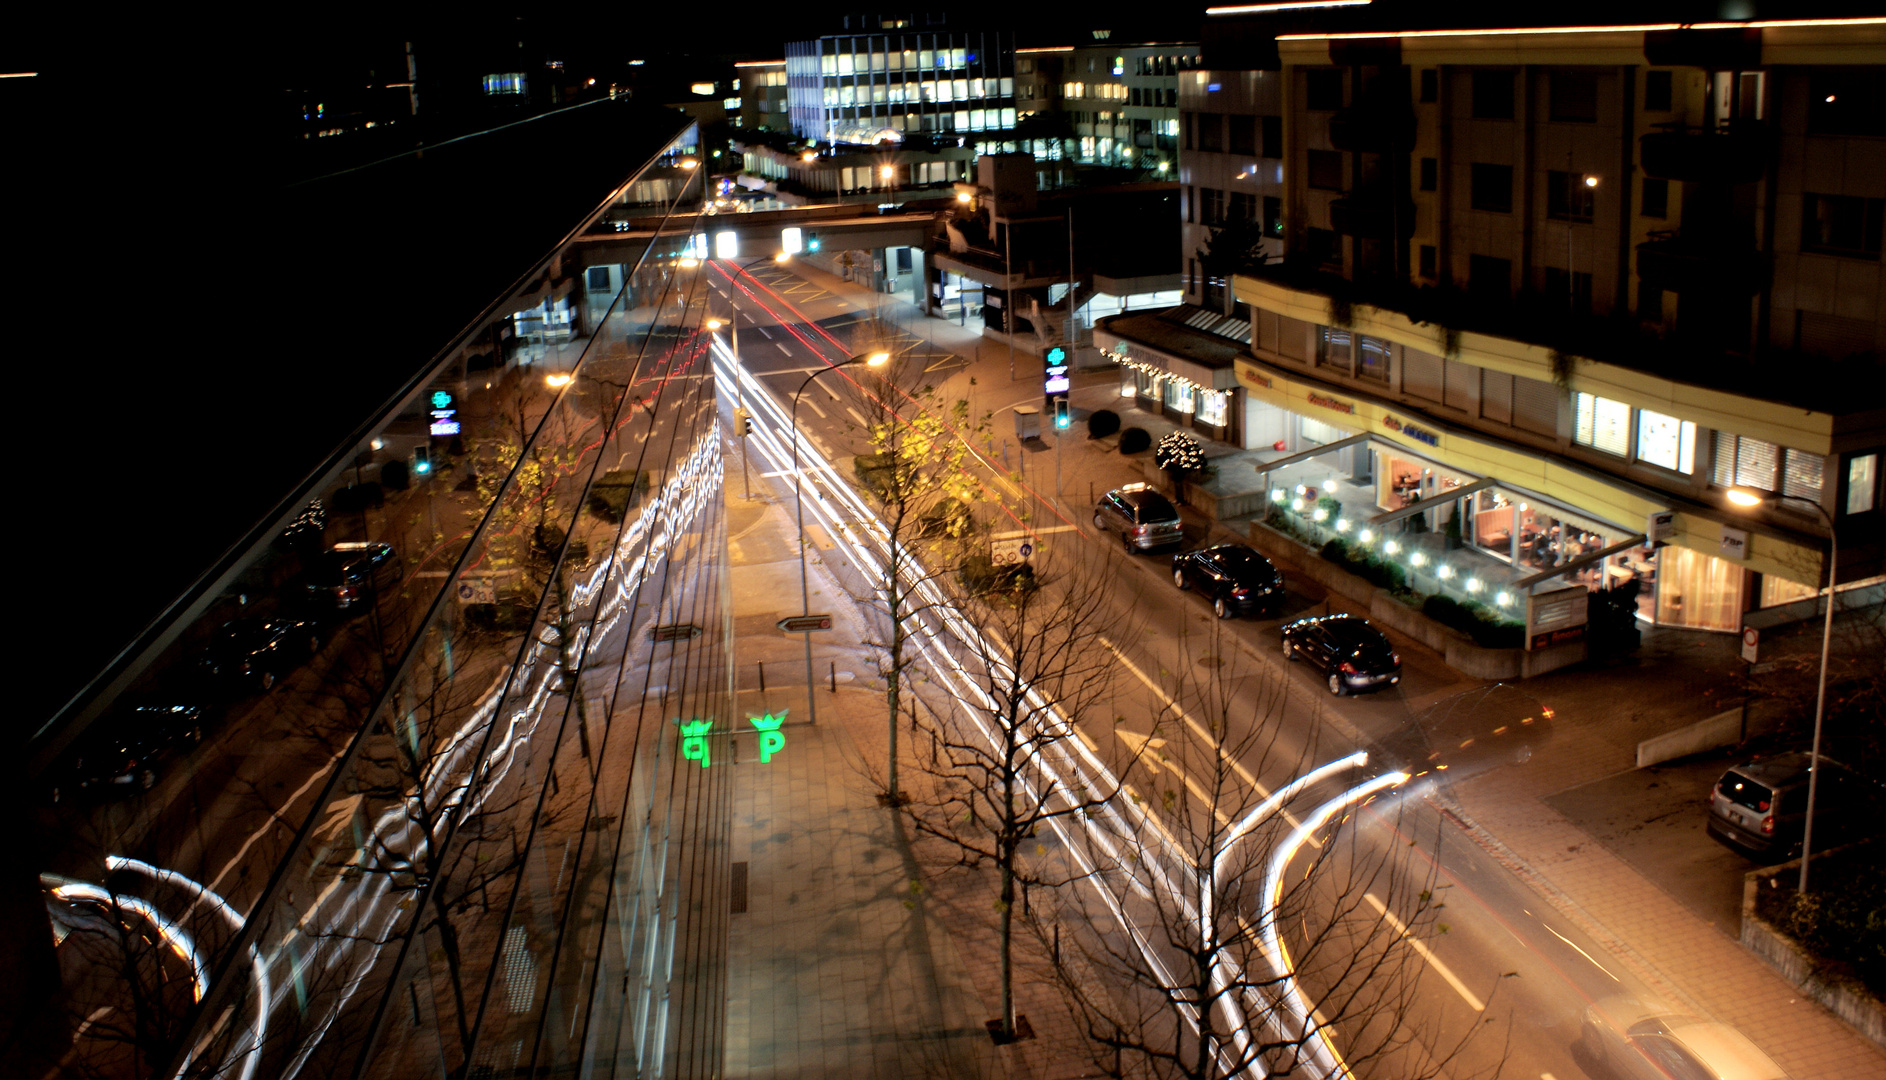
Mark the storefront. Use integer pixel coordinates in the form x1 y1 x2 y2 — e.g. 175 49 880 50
1097 312 1245 446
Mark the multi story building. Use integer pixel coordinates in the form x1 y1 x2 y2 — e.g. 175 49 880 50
784 14 1016 145
736 59 789 131
1014 42 1197 170
1099 8 1885 634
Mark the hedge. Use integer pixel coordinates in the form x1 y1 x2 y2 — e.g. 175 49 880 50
1119 427 1151 454
1087 410 1121 439
1756 840 1886 997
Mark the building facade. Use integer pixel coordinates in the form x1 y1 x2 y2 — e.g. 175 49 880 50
784 15 1016 144
1100 12 1885 634
1014 43 1196 171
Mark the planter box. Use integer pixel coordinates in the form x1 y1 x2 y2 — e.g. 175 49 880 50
1742 858 1886 1048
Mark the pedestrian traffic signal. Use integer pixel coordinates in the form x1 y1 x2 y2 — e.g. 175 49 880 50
1053 396 1070 429
734 407 752 436
412 445 432 475
806 231 822 252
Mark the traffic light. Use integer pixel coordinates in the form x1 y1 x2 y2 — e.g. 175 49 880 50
734 407 752 436
806 231 822 252
412 444 432 475
1053 396 1071 429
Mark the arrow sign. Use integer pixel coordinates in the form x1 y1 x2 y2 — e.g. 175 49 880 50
651 623 703 642
777 615 832 633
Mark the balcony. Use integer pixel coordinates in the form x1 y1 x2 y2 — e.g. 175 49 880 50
1330 194 1416 239
1639 122 1768 184
1328 104 1417 153
1637 231 1765 295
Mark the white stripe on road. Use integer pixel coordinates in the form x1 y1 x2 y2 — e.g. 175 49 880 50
1364 892 1485 1011
757 326 774 338
846 406 870 427
991 526 1077 539
802 397 827 419
775 341 791 354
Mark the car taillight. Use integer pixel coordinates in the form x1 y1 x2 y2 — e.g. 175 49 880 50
1130 525 1148 537
1756 799 1770 812
337 585 358 601
1761 815 1775 835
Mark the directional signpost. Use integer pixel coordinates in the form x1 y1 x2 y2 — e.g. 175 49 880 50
777 614 832 633
651 623 703 642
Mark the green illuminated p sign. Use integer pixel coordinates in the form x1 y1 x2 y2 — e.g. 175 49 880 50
750 711 787 763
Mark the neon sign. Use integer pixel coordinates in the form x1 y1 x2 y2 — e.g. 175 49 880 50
677 712 790 768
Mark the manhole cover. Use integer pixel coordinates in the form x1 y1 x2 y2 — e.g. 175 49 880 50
1196 656 1224 668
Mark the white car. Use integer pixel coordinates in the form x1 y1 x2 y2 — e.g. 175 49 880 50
1578 997 1789 1080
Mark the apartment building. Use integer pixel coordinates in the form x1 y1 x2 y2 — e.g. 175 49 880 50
1013 43 1196 170
784 14 1016 144
735 60 788 132
1098 10 1885 633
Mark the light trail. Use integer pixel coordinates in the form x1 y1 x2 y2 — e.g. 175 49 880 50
48 879 209 1004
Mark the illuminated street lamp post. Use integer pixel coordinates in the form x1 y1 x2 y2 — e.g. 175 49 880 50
790 352 889 724
1727 487 1838 895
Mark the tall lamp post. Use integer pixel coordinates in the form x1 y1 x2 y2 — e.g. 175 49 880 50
1727 487 1838 895
791 351 889 724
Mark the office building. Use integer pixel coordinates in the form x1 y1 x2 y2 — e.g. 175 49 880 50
784 14 1016 144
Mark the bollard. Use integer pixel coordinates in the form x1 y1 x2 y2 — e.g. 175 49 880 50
830 661 837 693
758 661 766 695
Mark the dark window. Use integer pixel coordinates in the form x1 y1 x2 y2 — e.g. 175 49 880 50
1638 284 1665 321
1357 335 1391 383
1543 267 1593 317
1470 163 1513 213
1642 177 1669 219
1229 116 1256 155
1306 68 1343 111
1184 111 1195 150
1644 70 1673 112
1263 195 1283 236
1186 185 1196 224
1807 69 1886 136
1549 71 1598 122
1198 113 1224 152
1718 772 1774 813
1419 244 1437 279
1202 187 1227 226
1469 255 1512 301
1308 149 1344 191
1471 70 1515 119
1547 170 1596 222
586 266 611 289
1419 157 1437 192
1309 227 1342 269
1420 68 1438 103
1229 191 1256 223
1318 326 1352 371
1261 115 1283 158
1802 193 1884 258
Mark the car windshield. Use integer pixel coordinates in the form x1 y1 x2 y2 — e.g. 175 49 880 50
1133 495 1177 522
1718 772 1773 812
215 623 264 648
1214 548 1259 568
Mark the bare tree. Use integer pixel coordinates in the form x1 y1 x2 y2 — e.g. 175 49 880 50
1041 628 1496 1079
901 550 1137 1041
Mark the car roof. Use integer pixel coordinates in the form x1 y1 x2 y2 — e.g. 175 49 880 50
1729 753 1847 787
1663 1020 1790 1080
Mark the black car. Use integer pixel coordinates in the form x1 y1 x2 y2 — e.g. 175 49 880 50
1172 544 1285 618
1094 484 1185 553
49 705 206 803
1281 614 1401 695
200 616 324 691
303 540 400 613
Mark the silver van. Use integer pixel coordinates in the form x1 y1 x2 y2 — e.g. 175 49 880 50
1705 752 1877 861
1094 484 1184 553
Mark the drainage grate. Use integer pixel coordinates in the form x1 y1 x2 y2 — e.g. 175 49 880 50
730 861 748 914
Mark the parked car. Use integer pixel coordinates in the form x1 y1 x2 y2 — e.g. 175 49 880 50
303 540 400 613
1281 614 1400 695
48 704 206 803
1093 484 1184 553
1172 544 1284 618
1705 752 1882 861
200 616 324 691
1577 996 1789 1080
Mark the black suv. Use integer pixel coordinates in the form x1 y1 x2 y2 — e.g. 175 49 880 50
49 705 206 803
200 616 324 691
1706 752 1883 861
304 541 400 613
1094 484 1184 553
1172 544 1284 618
1282 614 1401 695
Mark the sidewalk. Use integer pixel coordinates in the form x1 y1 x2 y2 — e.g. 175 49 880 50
750 262 1886 1074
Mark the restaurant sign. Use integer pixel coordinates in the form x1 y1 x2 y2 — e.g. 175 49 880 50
1381 414 1440 447
1306 391 1355 415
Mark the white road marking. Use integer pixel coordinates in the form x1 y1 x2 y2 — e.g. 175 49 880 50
774 341 791 354
845 406 870 427
992 526 1077 539
1365 892 1485 1011
757 326 775 338
802 397 827 419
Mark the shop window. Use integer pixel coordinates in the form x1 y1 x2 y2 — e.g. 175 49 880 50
1471 163 1513 213
1549 71 1598 123
1317 326 1352 372
1308 149 1344 191
1712 433 1780 492
1547 170 1595 222
1657 545 1744 632
1306 69 1343 111
1471 70 1515 119
1573 393 1630 456
1357 335 1391 384
1802 194 1884 259
1163 378 1195 414
1642 177 1669 219
1847 454 1878 515
1644 70 1673 112
1197 390 1228 427
1782 449 1824 504
1761 574 1819 608
1635 409 1696 474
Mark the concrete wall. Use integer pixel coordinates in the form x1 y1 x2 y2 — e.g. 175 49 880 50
1742 857 1886 1048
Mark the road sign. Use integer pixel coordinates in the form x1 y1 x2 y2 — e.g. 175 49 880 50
990 538 1032 566
1741 625 1760 663
777 614 833 633
456 577 498 605
651 623 703 642
1044 345 1070 394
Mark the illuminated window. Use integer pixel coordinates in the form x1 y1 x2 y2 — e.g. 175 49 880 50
1572 393 1630 456
1848 454 1879 515
483 73 526 95
1635 409 1696 474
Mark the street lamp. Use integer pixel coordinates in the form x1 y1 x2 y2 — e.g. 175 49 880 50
1727 487 1838 895
790 351 890 724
